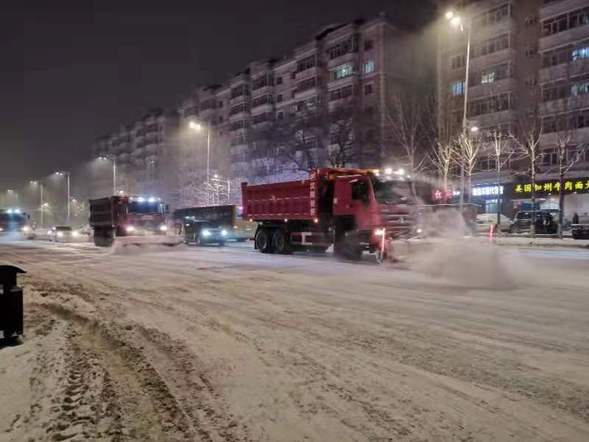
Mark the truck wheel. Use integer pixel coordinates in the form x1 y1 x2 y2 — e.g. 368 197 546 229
255 228 272 253
272 229 291 254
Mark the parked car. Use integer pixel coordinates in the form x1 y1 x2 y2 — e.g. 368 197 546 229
509 211 558 234
474 213 512 234
572 214 589 240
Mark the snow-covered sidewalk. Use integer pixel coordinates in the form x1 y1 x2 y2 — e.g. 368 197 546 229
490 235 589 249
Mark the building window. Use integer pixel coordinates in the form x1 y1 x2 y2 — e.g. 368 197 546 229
326 35 360 60
572 46 589 61
331 63 353 80
295 77 317 93
276 76 283 85
276 94 283 103
481 71 496 84
472 3 511 29
472 34 510 58
251 95 273 108
571 81 589 97
542 6 589 37
450 81 464 96
230 84 249 99
296 54 316 73
364 83 373 95
468 94 512 116
329 85 354 101
364 39 374 51
363 60 375 74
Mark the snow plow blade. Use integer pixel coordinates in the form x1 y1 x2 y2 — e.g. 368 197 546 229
115 235 184 247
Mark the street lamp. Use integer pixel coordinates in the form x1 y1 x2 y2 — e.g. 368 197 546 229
54 171 71 225
445 9 472 210
29 180 45 227
98 155 117 195
188 120 212 184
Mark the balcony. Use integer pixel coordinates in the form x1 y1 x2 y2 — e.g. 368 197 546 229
539 93 589 115
469 48 517 72
468 78 518 100
539 25 589 52
540 0 589 19
539 58 589 83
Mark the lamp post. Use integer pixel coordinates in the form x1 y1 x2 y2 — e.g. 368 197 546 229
98 156 117 195
188 120 211 184
30 180 45 227
445 9 472 210
55 171 70 225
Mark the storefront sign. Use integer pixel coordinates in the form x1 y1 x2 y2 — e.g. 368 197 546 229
472 185 503 197
512 178 589 195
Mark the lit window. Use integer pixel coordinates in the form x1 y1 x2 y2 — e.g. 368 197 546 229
332 64 353 80
571 82 589 96
450 81 465 96
481 71 496 84
364 60 375 74
572 46 589 61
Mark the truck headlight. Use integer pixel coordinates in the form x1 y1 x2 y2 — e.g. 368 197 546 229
72 230 80 238
159 224 168 232
221 229 228 236
126 225 135 233
374 228 386 236
202 229 211 237
22 226 30 233
57 231 64 238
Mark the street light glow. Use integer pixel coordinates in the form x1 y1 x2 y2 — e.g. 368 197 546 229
445 10 454 20
470 126 479 133
189 121 202 132
450 16 462 27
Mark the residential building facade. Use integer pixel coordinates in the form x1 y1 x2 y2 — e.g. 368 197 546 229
437 0 589 219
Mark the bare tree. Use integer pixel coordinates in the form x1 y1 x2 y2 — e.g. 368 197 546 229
512 109 544 237
485 129 516 226
385 91 431 179
456 131 482 203
429 140 455 193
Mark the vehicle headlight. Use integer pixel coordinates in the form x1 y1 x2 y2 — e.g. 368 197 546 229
159 224 168 232
202 229 211 237
374 228 386 236
22 226 30 232
221 229 228 236
72 230 80 238
126 225 135 233
0 227 4 232
57 231 64 238
416 228 423 234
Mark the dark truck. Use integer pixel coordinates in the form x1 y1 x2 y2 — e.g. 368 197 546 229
241 168 414 261
89 196 169 247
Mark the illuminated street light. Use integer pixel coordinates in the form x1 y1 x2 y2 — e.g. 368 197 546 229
54 171 71 225
445 8 472 209
29 180 45 227
188 119 212 186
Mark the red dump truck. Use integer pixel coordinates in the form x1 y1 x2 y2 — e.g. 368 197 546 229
241 168 414 260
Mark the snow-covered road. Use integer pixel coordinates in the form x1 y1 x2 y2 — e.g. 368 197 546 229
1 238 589 441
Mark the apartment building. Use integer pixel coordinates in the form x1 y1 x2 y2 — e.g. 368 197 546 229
438 0 589 218
91 109 178 198
178 14 420 185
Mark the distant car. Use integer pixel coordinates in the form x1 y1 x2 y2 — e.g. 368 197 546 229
474 213 512 234
183 220 228 246
509 211 557 234
50 226 84 242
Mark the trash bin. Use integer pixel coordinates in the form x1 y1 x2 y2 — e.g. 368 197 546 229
0 265 26 340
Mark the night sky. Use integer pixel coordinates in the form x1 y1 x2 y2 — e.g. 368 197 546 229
1 0 435 190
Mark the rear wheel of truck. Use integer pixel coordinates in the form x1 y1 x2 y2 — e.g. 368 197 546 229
272 229 291 254
255 228 273 253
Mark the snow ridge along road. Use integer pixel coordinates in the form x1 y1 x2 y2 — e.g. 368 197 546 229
1 239 589 441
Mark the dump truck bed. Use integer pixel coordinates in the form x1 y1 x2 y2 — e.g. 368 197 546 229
242 178 318 221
